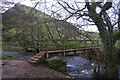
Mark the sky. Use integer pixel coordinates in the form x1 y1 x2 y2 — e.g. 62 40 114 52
2 0 119 32
21 0 99 32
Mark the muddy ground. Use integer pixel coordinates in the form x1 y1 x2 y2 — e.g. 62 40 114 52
2 59 69 78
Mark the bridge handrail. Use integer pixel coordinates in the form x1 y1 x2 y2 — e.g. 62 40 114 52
33 39 100 52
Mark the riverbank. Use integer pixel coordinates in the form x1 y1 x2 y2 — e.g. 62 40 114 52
2 46 23 52
2 59 69 78
1 50 34 59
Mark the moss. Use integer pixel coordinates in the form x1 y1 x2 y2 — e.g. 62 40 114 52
45 68 53 73
47 58 68 75
115 48 120 64
114 32 120 38
114 32 120 40
38 75 46 78
33 58 48 66
115 40 120 48
38 58 48 64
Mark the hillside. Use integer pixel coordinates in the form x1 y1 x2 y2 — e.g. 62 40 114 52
2 4 99 51
2 4 86 41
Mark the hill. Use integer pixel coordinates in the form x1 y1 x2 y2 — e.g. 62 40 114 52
2 4 85 40
2 4 94 52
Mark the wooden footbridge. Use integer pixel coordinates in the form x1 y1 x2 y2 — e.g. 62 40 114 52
29 39 100 63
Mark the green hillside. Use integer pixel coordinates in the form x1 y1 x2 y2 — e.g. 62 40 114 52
2 4 96 52
2 4 83 40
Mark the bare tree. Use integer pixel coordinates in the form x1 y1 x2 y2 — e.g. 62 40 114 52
55 0 120 78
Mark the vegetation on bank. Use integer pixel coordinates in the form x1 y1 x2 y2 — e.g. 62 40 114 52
47 58 68 75
31 57 68 75
0 54 20 59
2 41 23 51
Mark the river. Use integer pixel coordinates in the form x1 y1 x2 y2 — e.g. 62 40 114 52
52 56 105 78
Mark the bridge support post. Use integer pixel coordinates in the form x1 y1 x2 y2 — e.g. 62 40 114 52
46 53 49 58
84 47 86 52
74 50 77 54
63 52 65 56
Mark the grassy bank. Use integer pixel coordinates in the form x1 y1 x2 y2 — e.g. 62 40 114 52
2 41 23 51
0 54 20 59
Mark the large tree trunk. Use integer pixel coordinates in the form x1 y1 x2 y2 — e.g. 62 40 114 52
103 39 118 78
91 15 119 78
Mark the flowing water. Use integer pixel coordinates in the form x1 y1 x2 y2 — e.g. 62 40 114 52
53 56 105 78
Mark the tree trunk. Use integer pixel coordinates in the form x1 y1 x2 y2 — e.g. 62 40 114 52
91 15 119 79
103 39 118 79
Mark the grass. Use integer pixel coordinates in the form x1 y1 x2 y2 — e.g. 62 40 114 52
38 68 68 78
2 41 20 46
38 75 46 78
54 72 57 76
0 54 20 59
2 46 23 52
46 68 52 73
1 41 23 51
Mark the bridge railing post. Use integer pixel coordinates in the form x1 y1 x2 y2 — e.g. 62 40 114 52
46 39 49 58
74 40 77 54
63 40 66 56
39 39 41 54
90 40 93 54
83 40 86 52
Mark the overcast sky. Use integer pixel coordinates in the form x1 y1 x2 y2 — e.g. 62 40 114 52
22 0 99 32
1 0 120 32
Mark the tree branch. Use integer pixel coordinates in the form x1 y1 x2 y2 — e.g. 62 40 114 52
100 2 112 16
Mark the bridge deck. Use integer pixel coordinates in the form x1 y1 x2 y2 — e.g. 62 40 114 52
40 48 93 54
39 47 100 58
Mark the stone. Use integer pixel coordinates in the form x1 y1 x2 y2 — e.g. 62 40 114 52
2 61 8 65
2 62 5 65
